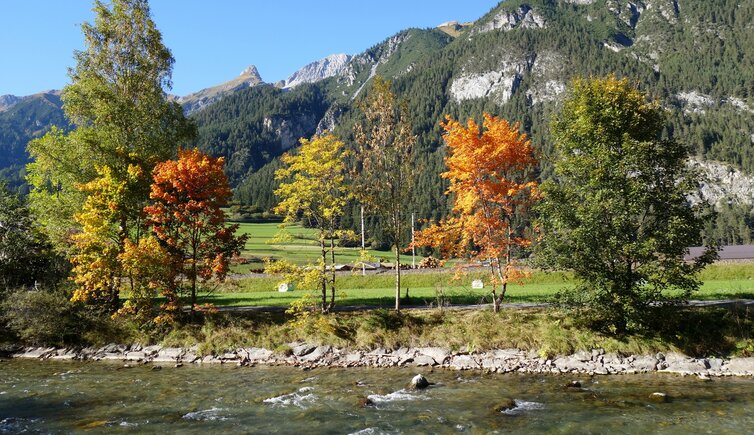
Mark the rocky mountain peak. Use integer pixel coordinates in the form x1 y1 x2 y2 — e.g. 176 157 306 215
240 65 263 81
283 54 352 89
0 94 22 112
179 65 265 115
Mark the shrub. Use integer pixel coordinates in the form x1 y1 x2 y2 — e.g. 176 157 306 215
1 288 131 347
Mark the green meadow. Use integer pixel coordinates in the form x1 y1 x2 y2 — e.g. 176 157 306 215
233 222 405 269
212 248 754 308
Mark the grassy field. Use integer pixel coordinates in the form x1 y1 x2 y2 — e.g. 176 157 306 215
202 263 754 308
233 222 404 270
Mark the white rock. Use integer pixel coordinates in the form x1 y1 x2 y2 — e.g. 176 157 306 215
283 54 351 89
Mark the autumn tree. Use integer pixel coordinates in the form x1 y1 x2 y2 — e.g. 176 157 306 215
145 149 246 319
118 236 176 325
69 165 143 311
414 114 539 312
535 76 717 333
273 134 351 313
353 77 416 311
26 0 195 311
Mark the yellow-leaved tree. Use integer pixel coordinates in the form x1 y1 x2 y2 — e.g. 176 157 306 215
273 134 351 314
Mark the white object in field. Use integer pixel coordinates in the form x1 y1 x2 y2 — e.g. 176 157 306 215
278 283 292 292
471 279 484 289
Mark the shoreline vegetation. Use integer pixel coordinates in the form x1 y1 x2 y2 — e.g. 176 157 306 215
5 340 754 379
4 303 753 377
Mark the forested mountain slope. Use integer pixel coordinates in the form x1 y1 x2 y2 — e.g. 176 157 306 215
0 91 68 193
1 0 753 242
225 0 754 244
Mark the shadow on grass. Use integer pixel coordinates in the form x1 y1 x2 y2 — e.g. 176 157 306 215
694 291 754 300
199 291 552 309
629 304 754 357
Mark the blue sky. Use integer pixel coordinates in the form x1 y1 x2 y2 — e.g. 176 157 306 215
1 0 498 97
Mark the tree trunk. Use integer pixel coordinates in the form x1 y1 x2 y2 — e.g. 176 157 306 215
190 252 197 321
189 230 199 322
329 229 336 312
395 245 401 311
394 210 402 311
321 238 328 313
489 262 500 313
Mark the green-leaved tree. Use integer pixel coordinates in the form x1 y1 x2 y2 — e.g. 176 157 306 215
535 76 717 333
27 0 195 253
26 0 195 311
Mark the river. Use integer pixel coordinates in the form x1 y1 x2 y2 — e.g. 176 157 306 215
1 359 753 433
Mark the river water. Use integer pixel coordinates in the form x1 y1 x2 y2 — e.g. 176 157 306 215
1 359 753 433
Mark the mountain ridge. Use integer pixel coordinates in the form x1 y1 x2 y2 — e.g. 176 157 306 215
1 0 753 242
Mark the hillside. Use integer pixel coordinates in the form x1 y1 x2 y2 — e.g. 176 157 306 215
0 91 68 193
1 0 753 242
227 0 754 244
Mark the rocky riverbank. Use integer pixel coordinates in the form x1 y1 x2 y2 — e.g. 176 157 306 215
4 344 754 377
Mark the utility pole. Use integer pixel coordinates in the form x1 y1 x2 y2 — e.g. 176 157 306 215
361 205 366 276
411 212 416 269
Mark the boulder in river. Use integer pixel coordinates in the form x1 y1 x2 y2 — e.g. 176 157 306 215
492 398 517 413
408 374 430 390
357 397 375 408
649 392 670 403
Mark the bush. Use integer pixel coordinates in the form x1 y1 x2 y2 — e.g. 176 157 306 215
0 288 131 347
1 289 83 346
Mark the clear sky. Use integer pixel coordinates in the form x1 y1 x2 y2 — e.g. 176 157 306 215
1 0 498 97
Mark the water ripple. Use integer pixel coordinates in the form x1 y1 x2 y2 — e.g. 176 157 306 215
263 387 317 409
502 400 545 415
182 407 230 421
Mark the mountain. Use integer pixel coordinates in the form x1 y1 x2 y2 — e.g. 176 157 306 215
0 94 23 112
281 54 352 89
227 0 754 244
178 65 264 115
436 21 475 37
0 91 68 193
2 0 754 243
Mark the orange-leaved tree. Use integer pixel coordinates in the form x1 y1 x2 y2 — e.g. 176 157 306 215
414 114 539 312
144 148 247 319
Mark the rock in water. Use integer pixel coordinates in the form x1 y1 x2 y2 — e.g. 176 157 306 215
492 398 517 413
649 392 670 403
409 374 430 390
357 397 375 408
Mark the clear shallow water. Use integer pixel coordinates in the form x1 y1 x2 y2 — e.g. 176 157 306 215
1 359 753 434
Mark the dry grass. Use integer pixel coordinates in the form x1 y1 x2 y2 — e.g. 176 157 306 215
156 305 754 359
